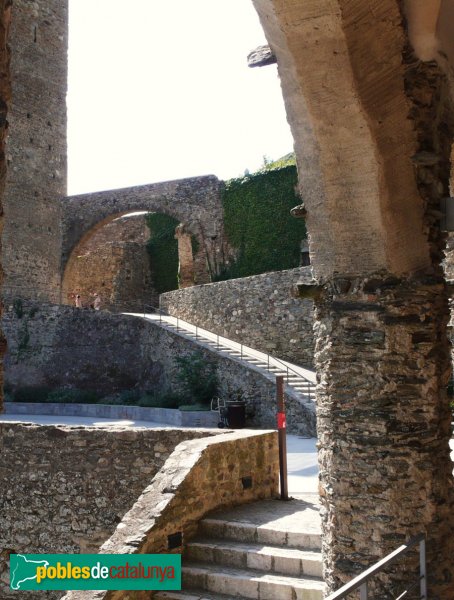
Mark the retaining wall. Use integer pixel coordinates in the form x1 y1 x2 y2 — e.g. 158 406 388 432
160 267 315 367
62 430 279 600
2 304 316 436
0 423 215 599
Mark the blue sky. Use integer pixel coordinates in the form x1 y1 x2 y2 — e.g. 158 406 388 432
67 0 294 195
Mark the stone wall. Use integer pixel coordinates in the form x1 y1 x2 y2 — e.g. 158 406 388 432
0 423 214 599
2 304 316 436
62 430 278 600
2 0 67 303
160 267 315 367
0 0 12 413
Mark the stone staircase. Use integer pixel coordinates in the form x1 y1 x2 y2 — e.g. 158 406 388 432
129 311 317 403
156 497 325 600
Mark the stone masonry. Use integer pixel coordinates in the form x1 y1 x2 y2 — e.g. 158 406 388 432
160 267 316 368
0 423 214 599
62 430 279 600
60 177 225 299
2 0 67 303
0 0 11 414
2 304 316 436
315 275 454 597
62 213 155 311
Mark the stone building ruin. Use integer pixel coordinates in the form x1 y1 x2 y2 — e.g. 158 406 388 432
0 0 454 598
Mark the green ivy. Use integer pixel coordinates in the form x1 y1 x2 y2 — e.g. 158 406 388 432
218 164 306 280
146 213 179 294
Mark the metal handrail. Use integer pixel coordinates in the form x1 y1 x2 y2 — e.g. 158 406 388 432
325 533 426 600
138 303 316 400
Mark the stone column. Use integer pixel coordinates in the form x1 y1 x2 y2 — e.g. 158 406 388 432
175 223 195 289
0 0 11 413
2 0 67 303
315 274 454 598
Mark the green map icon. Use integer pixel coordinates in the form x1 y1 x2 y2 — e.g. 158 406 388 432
10 555 50 590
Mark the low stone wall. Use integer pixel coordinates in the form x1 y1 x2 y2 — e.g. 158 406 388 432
62 430 279 600
0 423 214 599
4 402 220 428
160 267 315 367
3 304 316 436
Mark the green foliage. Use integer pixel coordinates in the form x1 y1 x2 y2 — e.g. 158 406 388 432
145 212 179 294
112 389 141 405
191 234 200 256
260 152 296 171
178 403 211 412
175 351 218 406
18 320 30 352
46 388 100 404
219 164 306 280
138 390 182 409
12 386 52 403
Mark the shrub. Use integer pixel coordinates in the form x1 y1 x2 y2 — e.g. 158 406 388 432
13 386 52 403
178 403 211 412
175 351 218 406
138 390 182 409
46 388 99 404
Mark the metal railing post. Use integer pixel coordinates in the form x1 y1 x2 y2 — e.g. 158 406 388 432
217 334 219 349
241 344 243 359
276 375 289 501
359 582 368 600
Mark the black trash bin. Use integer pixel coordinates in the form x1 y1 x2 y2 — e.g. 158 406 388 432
226 401 246 429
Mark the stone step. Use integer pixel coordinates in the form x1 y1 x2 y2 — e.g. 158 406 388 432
198 518 321 550
182 563 325 600
186 539 322 577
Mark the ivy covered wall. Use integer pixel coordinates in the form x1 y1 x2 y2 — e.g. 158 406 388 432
146 213 179 295
218 162 306 280
145 158 306 290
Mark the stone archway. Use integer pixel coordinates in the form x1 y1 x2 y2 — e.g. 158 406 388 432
62 209 205 311
61 211 155 311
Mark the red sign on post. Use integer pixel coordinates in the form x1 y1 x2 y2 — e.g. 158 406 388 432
277 412 286 430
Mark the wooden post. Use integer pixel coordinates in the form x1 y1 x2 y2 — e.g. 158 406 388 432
276 375 289 500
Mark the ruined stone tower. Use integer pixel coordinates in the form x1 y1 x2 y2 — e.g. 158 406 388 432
2 0 67 303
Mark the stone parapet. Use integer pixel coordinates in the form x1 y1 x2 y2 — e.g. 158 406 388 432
160 267 315 368
62 430 279 600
